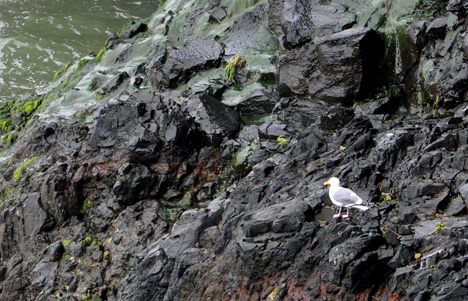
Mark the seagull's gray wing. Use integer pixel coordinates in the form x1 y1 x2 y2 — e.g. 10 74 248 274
331 187 363 207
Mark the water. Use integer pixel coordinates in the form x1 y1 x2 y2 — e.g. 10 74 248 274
0 0 157 102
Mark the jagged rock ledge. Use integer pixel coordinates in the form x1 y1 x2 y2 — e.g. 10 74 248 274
1 0 468 300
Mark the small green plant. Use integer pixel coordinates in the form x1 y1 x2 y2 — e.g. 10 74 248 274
64 62 72 70
429 221 445 235
63 239 71 246
381 192 391 202
225 54 244 83
24 156 39 166
0 119 11 133
82 198 91 212
381 187 394 202
13 164 24 180
80 236 93 246
435 222 444 231
277 135 289 146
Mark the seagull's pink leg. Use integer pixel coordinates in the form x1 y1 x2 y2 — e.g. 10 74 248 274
342 208 350 219
333 207 342 218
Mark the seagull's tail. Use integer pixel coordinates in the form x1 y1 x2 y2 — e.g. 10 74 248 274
351 205 369 211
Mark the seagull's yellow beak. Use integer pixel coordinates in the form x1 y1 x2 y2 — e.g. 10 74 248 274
324 181 329 186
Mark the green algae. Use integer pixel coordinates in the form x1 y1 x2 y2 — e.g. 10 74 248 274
222 82 263 106
240 114 277 125
73 59 89 72
94 48 107 62
225 0 265 18
0 94 45 154
54 70 61 80
233 146 253 167
167 10 192 46
243 21 278 55
355 0 386 28
192 12 211 39
355 0 420 31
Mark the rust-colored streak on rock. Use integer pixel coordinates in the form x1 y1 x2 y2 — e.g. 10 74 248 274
150 162 172 174
357 287 373 301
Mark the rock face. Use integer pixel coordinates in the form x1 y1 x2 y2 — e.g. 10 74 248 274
2 0 468 300
279 27 383 104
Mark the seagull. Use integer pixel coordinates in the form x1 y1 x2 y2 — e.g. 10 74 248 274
323 177 369 218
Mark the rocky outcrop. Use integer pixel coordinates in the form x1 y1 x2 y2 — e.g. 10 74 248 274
1 0 468 300
279 27 383 104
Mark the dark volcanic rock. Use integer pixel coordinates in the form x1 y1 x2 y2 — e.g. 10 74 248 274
279 27 384 105
4 0 468 300
112 163 158 206
329 235 386 286
98 71 130 95
223 4 270 56
237 87 281 116
87 90 199 159
209 7 227 23
123 22 148 39
149 38 223 90
20 193 55 235
199 94 242 135
242 199 311 237
270 0 352 48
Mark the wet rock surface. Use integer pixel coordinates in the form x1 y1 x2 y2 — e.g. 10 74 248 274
2 0 468 300
148 38 224 90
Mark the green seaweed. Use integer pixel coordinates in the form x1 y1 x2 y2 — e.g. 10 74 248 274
226 0 263 18
73 59 89 72
94 48 107 62
240 114 276 125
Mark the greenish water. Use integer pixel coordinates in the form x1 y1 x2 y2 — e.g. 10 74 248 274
0 0 156 102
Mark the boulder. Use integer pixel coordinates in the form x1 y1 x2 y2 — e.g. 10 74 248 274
224 4 270 55
98 72 130 95
149 38 223 90
236 87 280 116
199 94 242 135
209 7 227 23
279 27 383 105
122 22 148 39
